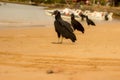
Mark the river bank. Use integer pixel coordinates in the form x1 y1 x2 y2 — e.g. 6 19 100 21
1 1 120 19
0 22 120 80
39 3 120 19
0 2 120 80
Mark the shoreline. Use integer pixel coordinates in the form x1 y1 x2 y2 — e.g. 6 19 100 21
1 1 120 19
0 2 120 80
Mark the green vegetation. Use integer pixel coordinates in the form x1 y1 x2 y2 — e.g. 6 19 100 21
5 0 66 4
3 0 119 7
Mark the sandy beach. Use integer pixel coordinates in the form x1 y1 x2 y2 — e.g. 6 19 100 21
0 2 120 80
0 21 120 80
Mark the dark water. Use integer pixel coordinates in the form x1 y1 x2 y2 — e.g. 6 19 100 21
0 3 54 28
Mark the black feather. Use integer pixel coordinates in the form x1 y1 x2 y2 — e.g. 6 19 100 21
71 14 85 33
53 10 77 43
85 16 96 26
79 13 86 21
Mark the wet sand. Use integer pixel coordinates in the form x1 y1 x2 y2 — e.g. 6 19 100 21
0 21 120 80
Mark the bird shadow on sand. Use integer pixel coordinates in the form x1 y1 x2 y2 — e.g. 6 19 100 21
51 42 76 45
51 42 62 44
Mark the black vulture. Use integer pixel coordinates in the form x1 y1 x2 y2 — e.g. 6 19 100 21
105 13 109 21
85 16 96 26
79 13 86 21
52 10 77 44
71 13 85 33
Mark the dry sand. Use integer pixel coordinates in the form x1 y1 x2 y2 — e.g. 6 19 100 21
0 21 120 80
